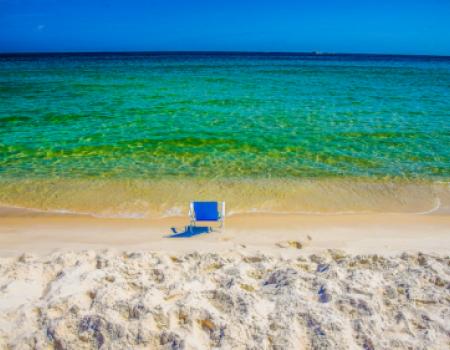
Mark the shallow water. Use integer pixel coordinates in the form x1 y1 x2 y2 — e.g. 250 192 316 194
0 53 449 216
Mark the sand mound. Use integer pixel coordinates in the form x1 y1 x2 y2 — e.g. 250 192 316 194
0 250 449 349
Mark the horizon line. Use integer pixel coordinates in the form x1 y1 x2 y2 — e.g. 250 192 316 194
1 50 450 59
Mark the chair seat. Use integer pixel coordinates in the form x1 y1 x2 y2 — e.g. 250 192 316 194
193 201 219 221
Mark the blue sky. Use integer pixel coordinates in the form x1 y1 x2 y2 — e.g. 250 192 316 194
1 0 450 55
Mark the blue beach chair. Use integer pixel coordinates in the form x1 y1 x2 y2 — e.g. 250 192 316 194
169 201 225 237
189 201 225 230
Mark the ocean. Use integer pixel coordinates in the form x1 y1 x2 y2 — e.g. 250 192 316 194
0 52 449 217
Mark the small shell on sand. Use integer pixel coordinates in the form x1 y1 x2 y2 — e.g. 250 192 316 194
276 240 303 249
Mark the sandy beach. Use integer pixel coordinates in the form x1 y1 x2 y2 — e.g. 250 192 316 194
0 208 449 349
0 206 449 256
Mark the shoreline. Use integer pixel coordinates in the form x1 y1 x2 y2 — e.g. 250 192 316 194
1 178 449 219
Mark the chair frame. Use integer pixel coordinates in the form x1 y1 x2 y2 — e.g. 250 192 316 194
189 201 225 230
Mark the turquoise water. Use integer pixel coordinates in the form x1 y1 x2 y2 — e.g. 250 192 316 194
0 53 449 216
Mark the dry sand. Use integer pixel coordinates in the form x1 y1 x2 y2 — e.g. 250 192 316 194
0 208 449 349
0 207 449 256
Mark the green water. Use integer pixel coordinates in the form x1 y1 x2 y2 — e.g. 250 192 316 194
0 53 449 216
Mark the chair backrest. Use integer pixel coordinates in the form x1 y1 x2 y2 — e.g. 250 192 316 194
193 201 219 221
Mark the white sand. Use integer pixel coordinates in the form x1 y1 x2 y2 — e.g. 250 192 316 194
0 250 449 349
0 210 449 349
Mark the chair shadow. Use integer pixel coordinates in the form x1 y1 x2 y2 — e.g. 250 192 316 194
168 225 211 238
